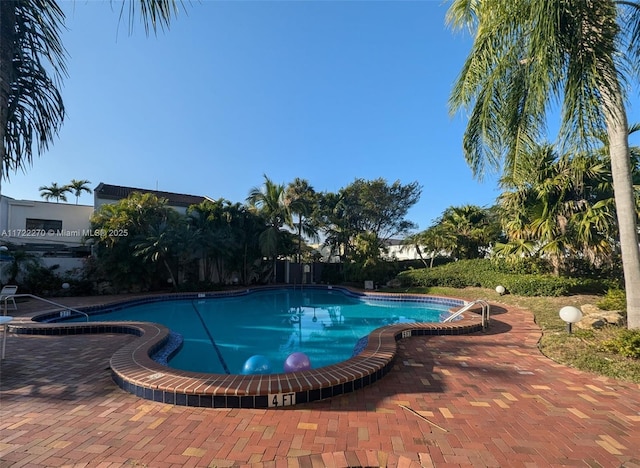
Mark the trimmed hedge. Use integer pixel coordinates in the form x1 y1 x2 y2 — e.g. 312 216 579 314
396 259 613 297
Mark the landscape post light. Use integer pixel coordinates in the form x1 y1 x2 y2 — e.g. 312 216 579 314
495 285 506 295
559 306 582 333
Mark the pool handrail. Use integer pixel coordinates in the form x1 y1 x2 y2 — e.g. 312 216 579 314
2 294 89 321
443 299 490 329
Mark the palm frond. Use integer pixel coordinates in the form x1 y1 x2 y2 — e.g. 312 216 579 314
2 0 67 180
617 1 640 79
447 0 636 179
116 0 183 36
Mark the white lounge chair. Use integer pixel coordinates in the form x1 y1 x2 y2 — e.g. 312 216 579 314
0 285 18 312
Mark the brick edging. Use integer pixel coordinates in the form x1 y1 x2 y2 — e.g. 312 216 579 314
9 288 485 408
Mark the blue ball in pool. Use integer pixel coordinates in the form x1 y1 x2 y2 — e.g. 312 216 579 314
241 355 272 375
283 352 311 373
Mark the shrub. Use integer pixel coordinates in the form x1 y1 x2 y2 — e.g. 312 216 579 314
320 263 344 284
395 259 611 297
597 288 627 312
397 259 503 290
501 275 574 296
61 278 95 296
600 330 640 359
491 256 551 275
344 261 400 286
569 278 617 295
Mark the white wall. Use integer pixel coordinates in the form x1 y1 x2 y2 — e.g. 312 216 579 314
0 197 92 284
1 197 93 248
384 243 430 261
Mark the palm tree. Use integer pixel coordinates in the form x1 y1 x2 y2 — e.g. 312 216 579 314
89 192 178 291
134 223 178 290
1 248 40 284
318 192 351 263
188 198 248 284
226 203 264 285
447 0 640 329
400 232 430 268
285 178 319 269
421 224 459 267
67 179 92 204
497 144 619 274
437 205 498 260
498 129 640 274
246 175 292 283
39 182 70 203
0 0 181 193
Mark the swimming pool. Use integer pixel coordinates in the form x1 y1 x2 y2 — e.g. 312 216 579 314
62 288 452 374
22 286 485 408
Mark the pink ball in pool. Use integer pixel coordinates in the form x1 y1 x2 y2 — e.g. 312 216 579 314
283 352 311 373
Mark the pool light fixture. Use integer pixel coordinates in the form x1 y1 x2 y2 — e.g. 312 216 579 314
559 306 582 333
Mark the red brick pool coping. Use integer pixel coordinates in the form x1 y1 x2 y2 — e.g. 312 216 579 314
7 287 484 408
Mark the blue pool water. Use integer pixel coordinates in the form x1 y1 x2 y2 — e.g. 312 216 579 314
69 289 453 374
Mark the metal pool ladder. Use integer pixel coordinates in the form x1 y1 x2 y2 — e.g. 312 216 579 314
443 299 491 330
2 294 89 321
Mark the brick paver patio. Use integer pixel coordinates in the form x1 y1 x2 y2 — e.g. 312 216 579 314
1 296 639 467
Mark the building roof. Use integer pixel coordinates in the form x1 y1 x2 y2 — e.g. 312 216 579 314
94 183 207 208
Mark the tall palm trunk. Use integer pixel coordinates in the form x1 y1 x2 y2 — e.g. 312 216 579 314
272 255 277 283
297 216 304 285
602 84 640 329
162 258 177 292
297 217 302 265
413 243 429 268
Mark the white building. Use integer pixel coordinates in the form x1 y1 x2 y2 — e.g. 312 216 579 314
0 183 210 281
383 239 430 261
0 196 94 275
309 239 430 263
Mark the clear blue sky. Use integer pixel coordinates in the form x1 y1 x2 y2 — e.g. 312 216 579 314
3 0 639 231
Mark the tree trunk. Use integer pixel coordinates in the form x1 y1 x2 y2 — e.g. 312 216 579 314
162 258 178 291
298 217 303 285
272 256 277 283
602 85 640 329
297 216 302 265
243 243 248 285
414 244 428 268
